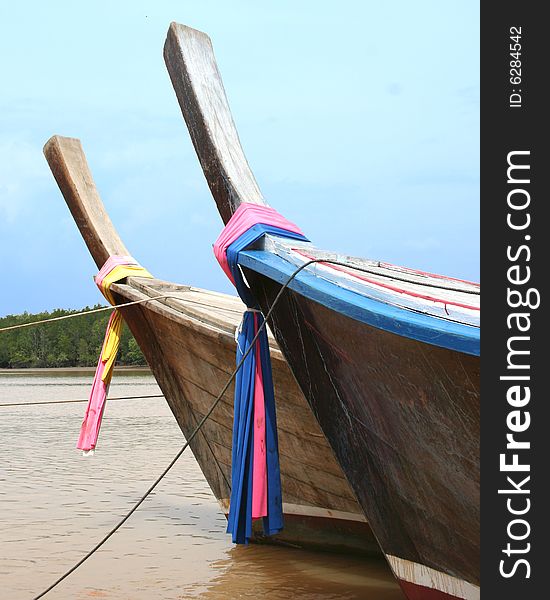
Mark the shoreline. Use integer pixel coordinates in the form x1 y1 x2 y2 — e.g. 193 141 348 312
0 366 152 375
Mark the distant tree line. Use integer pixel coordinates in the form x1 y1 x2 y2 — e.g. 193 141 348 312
0 306 146 369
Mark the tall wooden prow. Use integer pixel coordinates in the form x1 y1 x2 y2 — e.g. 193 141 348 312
42 127 374 557
43 136 130 269
164 22 267 224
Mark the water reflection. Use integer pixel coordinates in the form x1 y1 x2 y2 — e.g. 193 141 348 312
191 546 402 599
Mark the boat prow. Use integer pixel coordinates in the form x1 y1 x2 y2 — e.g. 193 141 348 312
164 22 480 600
44 134 380 556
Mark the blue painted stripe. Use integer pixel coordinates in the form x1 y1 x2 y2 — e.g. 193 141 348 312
226 224 308 307
238 249 480 357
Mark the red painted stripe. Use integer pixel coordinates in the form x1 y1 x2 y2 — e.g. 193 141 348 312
398 579 466 600
291 250 480 312
379 262 480 288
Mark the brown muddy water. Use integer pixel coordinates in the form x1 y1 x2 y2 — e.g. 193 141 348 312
0 370 404 599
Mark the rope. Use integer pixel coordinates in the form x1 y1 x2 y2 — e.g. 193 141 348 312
29 255 475 598
0 394 164 408
0 295 178 333
30 258 321 599
0 257 478 335
0 295 243 334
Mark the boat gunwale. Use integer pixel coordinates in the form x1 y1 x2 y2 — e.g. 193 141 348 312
163 20 480 597
109 277 286 360
237 249 480 357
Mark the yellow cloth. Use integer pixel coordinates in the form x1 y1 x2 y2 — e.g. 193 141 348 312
100 311 123 383
78 256 153 451
100 264 153 305
97 262 153 382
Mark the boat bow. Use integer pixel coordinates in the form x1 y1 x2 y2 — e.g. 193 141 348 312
164 22 480 600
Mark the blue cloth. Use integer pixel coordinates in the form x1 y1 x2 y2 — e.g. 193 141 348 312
226 311 255 544
225 224 308 308
224 222 307 544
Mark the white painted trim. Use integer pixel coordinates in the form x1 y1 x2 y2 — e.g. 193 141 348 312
268 240 481 327
218 498 368 523
386 555 480 600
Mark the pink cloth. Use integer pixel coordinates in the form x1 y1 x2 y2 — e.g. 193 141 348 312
78 255 144 453
214 204 303 522
95 255 137 287
77 311 117 452
213 203 305 284
251 314 267 519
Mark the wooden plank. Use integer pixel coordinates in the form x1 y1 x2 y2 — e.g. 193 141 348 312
43 136 129 268
208 444 359 513
115 297 232 501
176 371 349 468
164 22 265 223
45 133 373 553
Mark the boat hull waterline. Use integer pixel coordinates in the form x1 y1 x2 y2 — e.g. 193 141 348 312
163 22 480 599
43 135 379 555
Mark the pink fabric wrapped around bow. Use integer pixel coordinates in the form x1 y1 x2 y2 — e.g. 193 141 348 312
213 203 304 523
77 255 151 454
251 312 267 518
213 203 304 284
77 310 121 454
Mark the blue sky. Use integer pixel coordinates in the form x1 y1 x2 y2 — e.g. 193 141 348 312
0 1 479 316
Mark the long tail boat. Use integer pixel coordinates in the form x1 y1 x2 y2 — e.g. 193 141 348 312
43 135 379 555
164 22 480 600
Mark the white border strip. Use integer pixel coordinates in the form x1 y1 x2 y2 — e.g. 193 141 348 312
287 247 480 321
218 498 368 523
386 555 480 600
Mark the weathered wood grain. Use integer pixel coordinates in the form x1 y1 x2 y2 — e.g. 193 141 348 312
164 23 265 223
45 134 378 554
250 272 480 585
43 136 129 268
114 281 377 551
162 20 480 594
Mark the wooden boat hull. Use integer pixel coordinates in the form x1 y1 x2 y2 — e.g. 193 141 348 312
244 269 479 598
43 135 379 556
162 21 480 598
111 278 378 555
